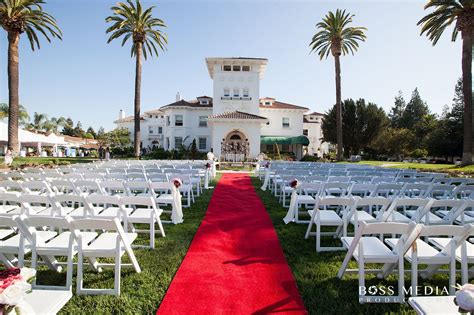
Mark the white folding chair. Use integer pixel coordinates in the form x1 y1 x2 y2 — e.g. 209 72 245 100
305 197 354 252
343 197 392 236
21 180 53 196
377 198 430 223
121 196 165 249
21 194 59 217
74 180 103 196
49 179 77 195
84 195 129 221
0 192 22 214
385 224 472 296
72 218 141 296
99 180 127 196
338 221 419 304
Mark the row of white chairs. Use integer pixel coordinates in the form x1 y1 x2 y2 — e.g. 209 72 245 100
2 214 141 298
0 193 166 249
280 182 474 208
0 177 197 208
338 221 474 302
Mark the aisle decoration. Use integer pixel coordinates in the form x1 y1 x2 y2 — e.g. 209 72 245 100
260 162 271 191
171 178 183 224
283 179 300 224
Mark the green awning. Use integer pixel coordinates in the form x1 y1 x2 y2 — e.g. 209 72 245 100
260 135 309 145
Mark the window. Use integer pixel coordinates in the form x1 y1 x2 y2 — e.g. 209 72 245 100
303 129 308 136
232 65 241 71
223 65 231 71
282 144 290 152
233 88 239 97
199 116 207 127
282 117 290 128
264 101 271 105
158 127 163 134
198 137 207 150
242 65 250 71
166 116 170 126
175 115 183 126
224 88 230 97
200 100 209 105
243 88 249 98
175 137 183 148
148 126 154 134
166 137 170 149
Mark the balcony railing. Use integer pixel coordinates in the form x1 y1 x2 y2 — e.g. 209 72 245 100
221 96 252 100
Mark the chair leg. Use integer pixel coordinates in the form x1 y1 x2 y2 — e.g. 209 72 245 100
77 248 84 295
114 251 122 296
157 218 166 237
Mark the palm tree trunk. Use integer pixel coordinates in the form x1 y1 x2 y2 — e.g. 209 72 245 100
334 55 343 161
461 30 473 165
7 32 20 155
134 42 143 158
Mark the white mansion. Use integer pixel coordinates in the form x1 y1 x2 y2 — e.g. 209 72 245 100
115 57 328 160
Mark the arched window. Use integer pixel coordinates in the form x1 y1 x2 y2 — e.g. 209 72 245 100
230 134 242 140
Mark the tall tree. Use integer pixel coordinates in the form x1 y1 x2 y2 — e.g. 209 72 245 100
389 91 406 128
61 117 74 136
106 0 167 157
0 0 61 154
310 9 367 161
418 0 473 164
0 103 29 126
400 88 430 129
321 98 388 156
31 112 48 131
86 126 97 139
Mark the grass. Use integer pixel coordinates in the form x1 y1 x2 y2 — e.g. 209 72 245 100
0 157 97 169
348 161 474 176
30 179 218 314
251 177 455 315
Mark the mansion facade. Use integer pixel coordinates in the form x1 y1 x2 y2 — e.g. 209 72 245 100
114 57 328 160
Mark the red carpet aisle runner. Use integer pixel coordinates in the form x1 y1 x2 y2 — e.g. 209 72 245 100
157 173 307 315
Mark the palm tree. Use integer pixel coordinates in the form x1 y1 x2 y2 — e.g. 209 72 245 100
31 112 48 131
418 0 473 164
47 116 66 133
0 0 61 154
310 9 367 161
106 0 167 157
0 103 30 126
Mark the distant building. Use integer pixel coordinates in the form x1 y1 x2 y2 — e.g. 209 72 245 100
115 57 328 160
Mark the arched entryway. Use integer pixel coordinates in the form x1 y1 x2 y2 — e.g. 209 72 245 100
221 130 249 162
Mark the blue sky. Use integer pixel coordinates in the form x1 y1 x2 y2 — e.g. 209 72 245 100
0 0 463 131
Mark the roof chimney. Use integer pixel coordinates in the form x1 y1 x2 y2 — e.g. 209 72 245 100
176 92 181 102
119 109 125 119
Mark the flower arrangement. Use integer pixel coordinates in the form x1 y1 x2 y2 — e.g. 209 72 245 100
172 178 182 189
205 162 211 169
454 283 474 313
0 267 36 313
289 179 299 189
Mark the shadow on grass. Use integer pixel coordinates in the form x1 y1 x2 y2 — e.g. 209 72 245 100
250 176 454 315
28 177 220 314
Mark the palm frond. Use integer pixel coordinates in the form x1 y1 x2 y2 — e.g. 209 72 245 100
310 9 367 60
105 0 167 59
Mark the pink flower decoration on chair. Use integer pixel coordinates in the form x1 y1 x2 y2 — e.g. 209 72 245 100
205 162 211 169
172 178 182 189
290 179 299 189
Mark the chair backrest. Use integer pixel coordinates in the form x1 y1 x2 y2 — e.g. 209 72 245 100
351 196 392 214
453 185 474 199
121 196 156 209
99 180 126 196
380 198 430 222
125 181 151 196
0 192 22 210
328 176 350 183
373 183 403 198
321 182 351 196
20 194 57 216
85 194 121 209
348 184 377 197
350 176 372 184
429 184 454 199
0 180 23 193
400 183 432 198
21 180 53 195
74 180 103 195
420 199 464 224
316 196 354 210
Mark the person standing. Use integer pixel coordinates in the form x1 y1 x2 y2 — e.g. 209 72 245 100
4 149 13 166
98 146 104 161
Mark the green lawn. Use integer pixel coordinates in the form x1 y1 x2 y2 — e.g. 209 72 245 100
3 157 97 169
30 179 217 314
251 177 455 314
344 161 474 176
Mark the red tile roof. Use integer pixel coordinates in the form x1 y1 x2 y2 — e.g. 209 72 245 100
161 99 213 109
208 111 268 120
259 100 308 111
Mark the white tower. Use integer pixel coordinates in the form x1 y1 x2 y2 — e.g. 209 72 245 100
205 57 269 160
